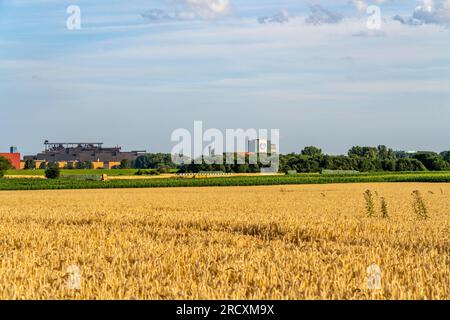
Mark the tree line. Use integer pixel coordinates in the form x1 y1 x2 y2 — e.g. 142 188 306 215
129 146 450 174
2 146 450 177
280 146 449 173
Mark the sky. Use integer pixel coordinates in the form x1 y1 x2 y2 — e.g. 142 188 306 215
1 0 449 156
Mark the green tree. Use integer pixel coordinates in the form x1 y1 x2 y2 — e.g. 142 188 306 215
134 154 176 169
157 166 171 174
75 161 84 169
377 145 395 160
45 166 60 179
0 156 12 178
322 155 358 171
381 159 396 171
84 161 94 169
356 157 377 172
396 158 426 171
394 151 411 159
440 151 450 163
47 162 57 169
66 162 74 169
24 159 36 170
119 159 132 169
301 146 322 157
295 156 320 173
348 146 378 159
234 164 249 173
248 163 260 173
75 161 94 169
414 152 449 171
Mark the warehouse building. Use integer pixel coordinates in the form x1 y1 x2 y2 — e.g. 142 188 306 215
24 141 145 163
0 146 21 169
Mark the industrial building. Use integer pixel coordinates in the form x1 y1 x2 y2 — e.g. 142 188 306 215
0 146 21 169
24 141 145 163
248 139 277 154
0 141 147 170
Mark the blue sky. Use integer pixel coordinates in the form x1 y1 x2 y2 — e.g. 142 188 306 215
1 0 449 155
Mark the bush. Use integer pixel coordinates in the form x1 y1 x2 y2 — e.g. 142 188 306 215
24 159 36 170
134 153 176 169
45 166 60 179
65 162 75 169
396 158 426 172
413 152 449 171
157 166 170 174
135 169 160 176
119 159 132 169
75 161 93 169
0 156 12 178
381 159 396 171
301 146 322 157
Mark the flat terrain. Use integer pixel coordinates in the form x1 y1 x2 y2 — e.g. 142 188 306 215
0 183 448 299
2 171 450 190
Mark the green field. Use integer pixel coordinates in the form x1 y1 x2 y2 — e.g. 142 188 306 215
1 171 450 191
6 169 145 176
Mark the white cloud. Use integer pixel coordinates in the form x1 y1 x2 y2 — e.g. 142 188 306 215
305 4 343 25
141 9 173 23
352 0 389 12
352 29 386 37
394 0 450 26
353 0 368 12
177 0 232 20
258 10 289 24
140 0 232 23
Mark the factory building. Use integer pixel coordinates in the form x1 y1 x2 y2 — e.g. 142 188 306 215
0 146 21 169
248 139 277 154
24 141 145 163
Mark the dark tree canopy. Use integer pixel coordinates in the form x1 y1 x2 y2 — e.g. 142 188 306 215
0 156 12 178
301 146 323 157
45 166 60 179
24 159 35 170
134 153 177 170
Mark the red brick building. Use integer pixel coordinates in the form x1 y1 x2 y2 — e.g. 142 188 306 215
0 152 21 170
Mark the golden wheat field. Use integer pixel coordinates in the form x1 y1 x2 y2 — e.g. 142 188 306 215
0 183 448 300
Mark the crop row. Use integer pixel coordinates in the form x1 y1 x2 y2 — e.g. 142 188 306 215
1 172 450 191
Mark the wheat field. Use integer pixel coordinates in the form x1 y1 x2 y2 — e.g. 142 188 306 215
0 183 448 300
